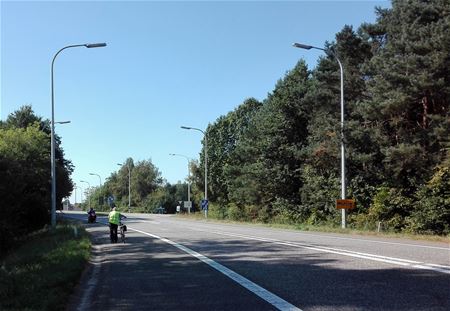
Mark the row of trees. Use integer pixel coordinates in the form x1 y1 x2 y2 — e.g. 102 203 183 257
83 158 197 214
0 106 74 252
188 0 450 234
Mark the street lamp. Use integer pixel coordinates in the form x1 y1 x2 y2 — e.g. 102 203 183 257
74 185 77 205
293 42 347 228
89 172 103 207
169 153 192 213
181 126 208 218
50 42 106 229
79 180 91 210
89 173 102 186
73 184 83 206
117 163 131 212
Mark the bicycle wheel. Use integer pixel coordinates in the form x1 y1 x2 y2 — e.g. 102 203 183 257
120 227 126 243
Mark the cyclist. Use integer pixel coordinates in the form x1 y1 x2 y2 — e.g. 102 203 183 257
108 206 126 243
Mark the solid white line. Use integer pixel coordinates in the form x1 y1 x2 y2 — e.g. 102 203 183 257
290 231 450 251
130 227 302 311
187 222 449 250
202 230 450 275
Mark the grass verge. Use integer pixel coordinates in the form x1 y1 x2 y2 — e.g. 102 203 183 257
0 222 91 311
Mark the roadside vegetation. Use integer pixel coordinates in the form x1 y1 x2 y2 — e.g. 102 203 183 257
0 223 90 311
190 204 450 243
0 105 73 253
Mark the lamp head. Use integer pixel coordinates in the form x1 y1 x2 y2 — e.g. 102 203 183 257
85 43 107 48
181 126 191 130
292 43 313 50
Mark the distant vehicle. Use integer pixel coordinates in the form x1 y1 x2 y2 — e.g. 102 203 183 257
87 209 97 223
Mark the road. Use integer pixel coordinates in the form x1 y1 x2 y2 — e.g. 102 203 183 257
63 211 450 311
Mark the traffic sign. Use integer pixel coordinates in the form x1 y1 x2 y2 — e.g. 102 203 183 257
107 195 115 206
336 199 355 209
201 199 209 210
184 201 192 209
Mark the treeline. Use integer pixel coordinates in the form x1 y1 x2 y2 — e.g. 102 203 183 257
189 0 450 234
0 106 74 252
83 158 195 213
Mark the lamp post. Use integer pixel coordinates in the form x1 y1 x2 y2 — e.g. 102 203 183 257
50 42 106 229
169 153 192 213
293 42 347 228
117 163 131 212
89 173 102 186
80 180 91 210
89 172 103 207
74 185 77 205
76 185 83 205
181 126 208 218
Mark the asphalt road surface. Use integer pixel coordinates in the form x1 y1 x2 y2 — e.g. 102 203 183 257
62 211 450 311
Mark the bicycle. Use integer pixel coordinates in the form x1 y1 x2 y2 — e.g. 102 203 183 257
119 222 127 243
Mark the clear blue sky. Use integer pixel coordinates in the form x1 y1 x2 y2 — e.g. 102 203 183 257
1 0 389 204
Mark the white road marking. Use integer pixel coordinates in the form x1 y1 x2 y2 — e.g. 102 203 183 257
184 222 449 250
137 220 161 224
130 227 302 311
289 231 450 250
162 216 449 251
197 229 450 275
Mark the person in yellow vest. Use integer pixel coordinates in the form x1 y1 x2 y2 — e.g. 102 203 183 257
108 206 122 243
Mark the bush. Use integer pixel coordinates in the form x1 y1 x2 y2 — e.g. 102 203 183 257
407 166 450 235
227 203 244 221
366 187 413 232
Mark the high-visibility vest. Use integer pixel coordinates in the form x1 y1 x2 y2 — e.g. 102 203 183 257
108 211 120 225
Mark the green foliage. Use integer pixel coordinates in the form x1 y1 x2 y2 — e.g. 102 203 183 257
0 106 73 252
409 166 450 234
365 187 413 232
0 224 90 311
0 124 49 251
86 157 165 211
197 98 262 202
85 158 190 214
299 165 340 224
362 0 450 190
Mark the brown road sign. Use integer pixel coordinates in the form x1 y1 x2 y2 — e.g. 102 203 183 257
336 199 355 209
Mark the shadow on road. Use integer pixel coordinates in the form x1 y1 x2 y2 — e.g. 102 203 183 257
68 222 450 311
